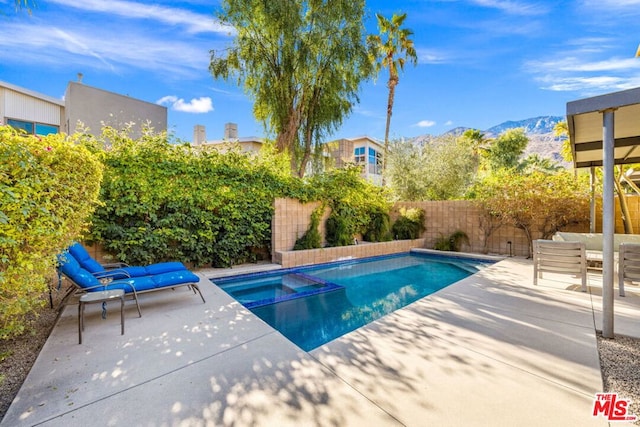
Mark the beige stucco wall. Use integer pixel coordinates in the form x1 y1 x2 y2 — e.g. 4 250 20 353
595 194 640 234
91 195 640 267
273 198 593 259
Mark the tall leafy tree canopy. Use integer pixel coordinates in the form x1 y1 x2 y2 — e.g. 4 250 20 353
210 0 373 176
482 128 529 172
386 135 475 201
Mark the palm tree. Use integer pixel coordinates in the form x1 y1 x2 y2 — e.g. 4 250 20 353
368 13 418 182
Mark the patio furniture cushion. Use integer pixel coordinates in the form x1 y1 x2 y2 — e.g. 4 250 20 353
68 243 188 278
57 248 206 314
68 243 104 273
58 253 101 289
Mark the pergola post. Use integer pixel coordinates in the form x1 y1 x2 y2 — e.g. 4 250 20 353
602 109 615 339
589 167 596 233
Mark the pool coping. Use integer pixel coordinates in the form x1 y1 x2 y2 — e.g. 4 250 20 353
2 257 639 426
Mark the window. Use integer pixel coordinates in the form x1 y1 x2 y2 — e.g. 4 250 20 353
354 146 365 163
7 119 34 134
35 123 59 136
368 147 383 174
6 119 59 136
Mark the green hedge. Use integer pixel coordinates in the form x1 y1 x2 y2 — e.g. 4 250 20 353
0 126 103 338
89 129 305 267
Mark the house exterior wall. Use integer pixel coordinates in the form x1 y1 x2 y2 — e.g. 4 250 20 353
64 81 167 138
0 81 64 131
326 136 384 185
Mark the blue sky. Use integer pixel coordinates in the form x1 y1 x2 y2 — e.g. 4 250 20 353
2 0 640 143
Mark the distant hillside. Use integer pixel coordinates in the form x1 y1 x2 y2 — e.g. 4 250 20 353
413 115 568 166
485 116 564 137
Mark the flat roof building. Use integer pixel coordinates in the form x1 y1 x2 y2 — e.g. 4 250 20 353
0 78 167 139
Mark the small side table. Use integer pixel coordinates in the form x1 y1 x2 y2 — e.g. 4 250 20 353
78 289 125 344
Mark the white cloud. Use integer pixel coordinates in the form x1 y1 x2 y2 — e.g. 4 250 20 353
469 0 549 15
0 22 211 78
157 96 214 113
581 0 640 9
47 0 233 35
527 56 639 73
416 120 436 128
444 120 454 126
417 48 451 64
524 35 640 94
538 75 640 93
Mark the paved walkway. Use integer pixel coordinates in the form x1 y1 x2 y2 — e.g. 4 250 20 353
1 257 638 426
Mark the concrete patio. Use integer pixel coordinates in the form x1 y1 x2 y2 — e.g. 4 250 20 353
1 256 638 426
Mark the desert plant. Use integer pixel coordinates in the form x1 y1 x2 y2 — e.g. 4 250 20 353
433 230 469 252
293 206 323 250
325 211 354 247
362 207 391 242
391 207 425 239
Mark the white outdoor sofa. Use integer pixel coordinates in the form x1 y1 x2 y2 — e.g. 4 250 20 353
551 232 640 264
548 232 640 296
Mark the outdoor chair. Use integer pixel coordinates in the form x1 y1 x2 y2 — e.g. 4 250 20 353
533 239 587 291
618 242 640 297
57 250 205 317
68 242 189 280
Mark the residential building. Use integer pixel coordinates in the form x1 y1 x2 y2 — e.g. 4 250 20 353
0 78 167 139
0 80 64 136
190 124 384 185
325 136 384 185
192 123 264 153
64 81 166 138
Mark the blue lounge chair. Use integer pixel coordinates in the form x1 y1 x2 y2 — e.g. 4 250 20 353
58 249 205 316
68 242 189 279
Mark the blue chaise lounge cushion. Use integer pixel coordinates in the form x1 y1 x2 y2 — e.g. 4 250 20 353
68 243 188 278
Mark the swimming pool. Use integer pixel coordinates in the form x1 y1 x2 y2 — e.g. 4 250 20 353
213 252 494 351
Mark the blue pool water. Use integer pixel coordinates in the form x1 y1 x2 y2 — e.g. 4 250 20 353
213 252 493 351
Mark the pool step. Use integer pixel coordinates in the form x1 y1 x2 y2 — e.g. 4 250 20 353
244 273 344 309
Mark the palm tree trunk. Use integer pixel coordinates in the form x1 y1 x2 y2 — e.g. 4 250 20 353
382 75 398 185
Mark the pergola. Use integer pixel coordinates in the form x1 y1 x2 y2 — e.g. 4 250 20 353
566 86 640 338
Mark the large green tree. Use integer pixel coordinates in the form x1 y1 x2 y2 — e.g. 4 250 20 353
482 128 529 172
367 12 418 180
471 169 590 257
386 135 475 201
210 0 373 176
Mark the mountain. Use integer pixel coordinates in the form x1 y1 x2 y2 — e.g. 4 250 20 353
414 115 568 165
484 115 563 137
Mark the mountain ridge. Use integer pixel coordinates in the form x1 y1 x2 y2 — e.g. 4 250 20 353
439 115 564 138
413 115 567 165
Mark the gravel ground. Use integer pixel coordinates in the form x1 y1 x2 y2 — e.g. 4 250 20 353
1 295 639 424
597 333 640 425
0 291 62 422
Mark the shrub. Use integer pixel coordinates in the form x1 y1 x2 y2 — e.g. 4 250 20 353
0 126 103 338
308 167 392 247
89 128 303 267
433 230 469 252
470 169 589 256
293 206 323 250
325 212 354 247
362 207 391 242
392 207 425 240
